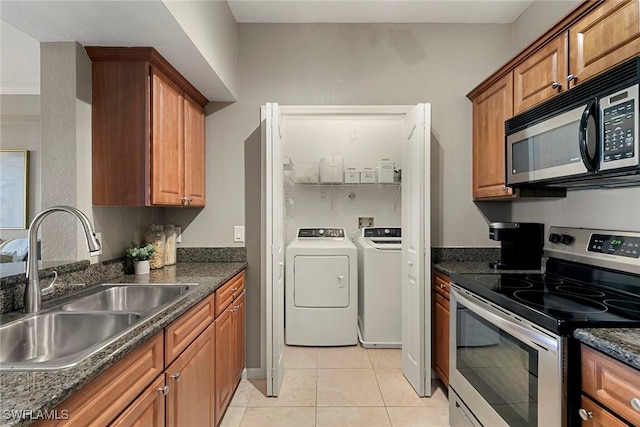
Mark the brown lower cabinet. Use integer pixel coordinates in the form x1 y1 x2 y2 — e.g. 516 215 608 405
38 270 245 427
580 344 640 426
432 270 450 388
215 292 245 425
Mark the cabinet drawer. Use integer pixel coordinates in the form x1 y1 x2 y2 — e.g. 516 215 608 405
434 290 449 310
165 294 215 366
432 270 450 299
37 332 164 427
582 344 640 425
580 394 630 427
215 271 245 317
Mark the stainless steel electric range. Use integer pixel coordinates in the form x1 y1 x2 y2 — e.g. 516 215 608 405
448 226 640 427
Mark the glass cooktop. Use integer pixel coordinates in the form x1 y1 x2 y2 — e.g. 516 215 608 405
451 272 640 335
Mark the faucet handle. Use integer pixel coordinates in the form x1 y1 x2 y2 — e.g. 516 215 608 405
41 270 58 295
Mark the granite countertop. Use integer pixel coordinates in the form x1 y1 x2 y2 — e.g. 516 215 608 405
433 261 541 276
0 261 246 427
574 328 640 370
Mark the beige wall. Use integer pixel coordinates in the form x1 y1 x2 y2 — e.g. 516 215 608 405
170 23 514 250
511 0 581 53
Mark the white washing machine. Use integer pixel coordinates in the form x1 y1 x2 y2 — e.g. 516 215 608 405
285 228 358 346
356 227 402 348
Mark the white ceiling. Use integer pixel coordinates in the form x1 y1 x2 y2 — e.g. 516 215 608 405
227 0 535 24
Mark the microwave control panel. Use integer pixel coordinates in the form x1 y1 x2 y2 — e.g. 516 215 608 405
588 234 640 258
603 99 635 162
601 85 639 170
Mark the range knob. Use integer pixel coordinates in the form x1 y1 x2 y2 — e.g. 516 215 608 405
384 229 390 234
549 233 562 244
561 234 575 245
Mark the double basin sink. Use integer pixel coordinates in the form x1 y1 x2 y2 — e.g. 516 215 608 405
0 283 199 371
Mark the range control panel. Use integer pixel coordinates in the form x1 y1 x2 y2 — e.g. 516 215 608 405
603 98 635 162
588 234 640 258
363 227 402 238
298 228 345 238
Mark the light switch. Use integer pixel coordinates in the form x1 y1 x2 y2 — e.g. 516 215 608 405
234 226 245 243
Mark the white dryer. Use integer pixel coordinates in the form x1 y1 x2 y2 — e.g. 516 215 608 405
356 227 402 348
285 228 358 346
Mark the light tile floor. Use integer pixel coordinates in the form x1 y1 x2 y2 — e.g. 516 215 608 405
220 345 449 427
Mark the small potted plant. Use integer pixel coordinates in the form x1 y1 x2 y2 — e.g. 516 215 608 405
126 243 156 276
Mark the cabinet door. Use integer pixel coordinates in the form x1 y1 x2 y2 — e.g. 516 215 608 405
570 0 640 87
234 292 246 384
472 73 514 200
514 34 568 114
215 303 235 425
151 67 184 206
110 376 165 427
166 322 216 427
183 95 206 206
433 291 449 388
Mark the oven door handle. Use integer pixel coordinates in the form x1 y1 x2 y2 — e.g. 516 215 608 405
452 287 558 353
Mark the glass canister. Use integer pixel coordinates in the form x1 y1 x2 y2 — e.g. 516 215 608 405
164 224 177 266
145 224 165 269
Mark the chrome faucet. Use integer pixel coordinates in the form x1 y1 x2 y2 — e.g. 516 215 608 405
24 206 101 313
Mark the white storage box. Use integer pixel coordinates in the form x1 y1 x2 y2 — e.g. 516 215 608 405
344 169 360 183
320 156 344 183
377 159 395 183
361 168 376 183
294 162 319 183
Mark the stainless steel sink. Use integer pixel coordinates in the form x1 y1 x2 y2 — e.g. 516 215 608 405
0 312 141 370
0 283 200 371
60 285 190 312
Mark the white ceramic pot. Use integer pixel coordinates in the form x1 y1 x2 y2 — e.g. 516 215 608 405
134 260 150 275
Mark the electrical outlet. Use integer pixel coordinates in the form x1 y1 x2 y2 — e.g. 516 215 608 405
175 226 182 243
234 226 245 243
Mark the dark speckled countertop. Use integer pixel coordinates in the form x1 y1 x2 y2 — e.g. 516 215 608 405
0 262 246 427
574 328 640 370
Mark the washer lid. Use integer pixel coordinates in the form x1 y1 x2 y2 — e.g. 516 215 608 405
362 227 402 250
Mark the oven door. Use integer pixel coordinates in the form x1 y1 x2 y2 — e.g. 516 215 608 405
449 286 564 427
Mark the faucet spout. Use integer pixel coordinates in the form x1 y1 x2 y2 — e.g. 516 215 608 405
24 206 101 313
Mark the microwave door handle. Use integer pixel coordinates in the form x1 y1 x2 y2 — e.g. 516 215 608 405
579 99 598 171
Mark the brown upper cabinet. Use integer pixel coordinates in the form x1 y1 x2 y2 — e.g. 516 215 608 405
468 0 640 200
86 47 208 207
513 34 568 114
472 73 515 200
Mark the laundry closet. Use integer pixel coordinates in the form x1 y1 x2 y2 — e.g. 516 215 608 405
260 104 431 398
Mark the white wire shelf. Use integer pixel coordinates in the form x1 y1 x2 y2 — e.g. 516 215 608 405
294 182 401 187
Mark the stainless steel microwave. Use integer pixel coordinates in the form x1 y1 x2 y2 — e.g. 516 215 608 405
506 56 640 189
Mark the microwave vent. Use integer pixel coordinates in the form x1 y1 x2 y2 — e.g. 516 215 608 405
507 56 640 133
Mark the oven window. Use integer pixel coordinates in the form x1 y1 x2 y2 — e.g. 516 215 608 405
456 305 538 426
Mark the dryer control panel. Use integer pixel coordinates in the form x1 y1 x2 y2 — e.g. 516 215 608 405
298 228 345 238
363 227 402 238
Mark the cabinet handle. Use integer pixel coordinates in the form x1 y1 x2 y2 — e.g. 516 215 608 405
439 283 445 289
578 408 593 420
180 197 188 206
501 186 507 191
158 385 169 395
551 81 561 90
567 74 577 83
171 372 181 382
630 397 640 412
232 287 239 291
188 197 193 203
